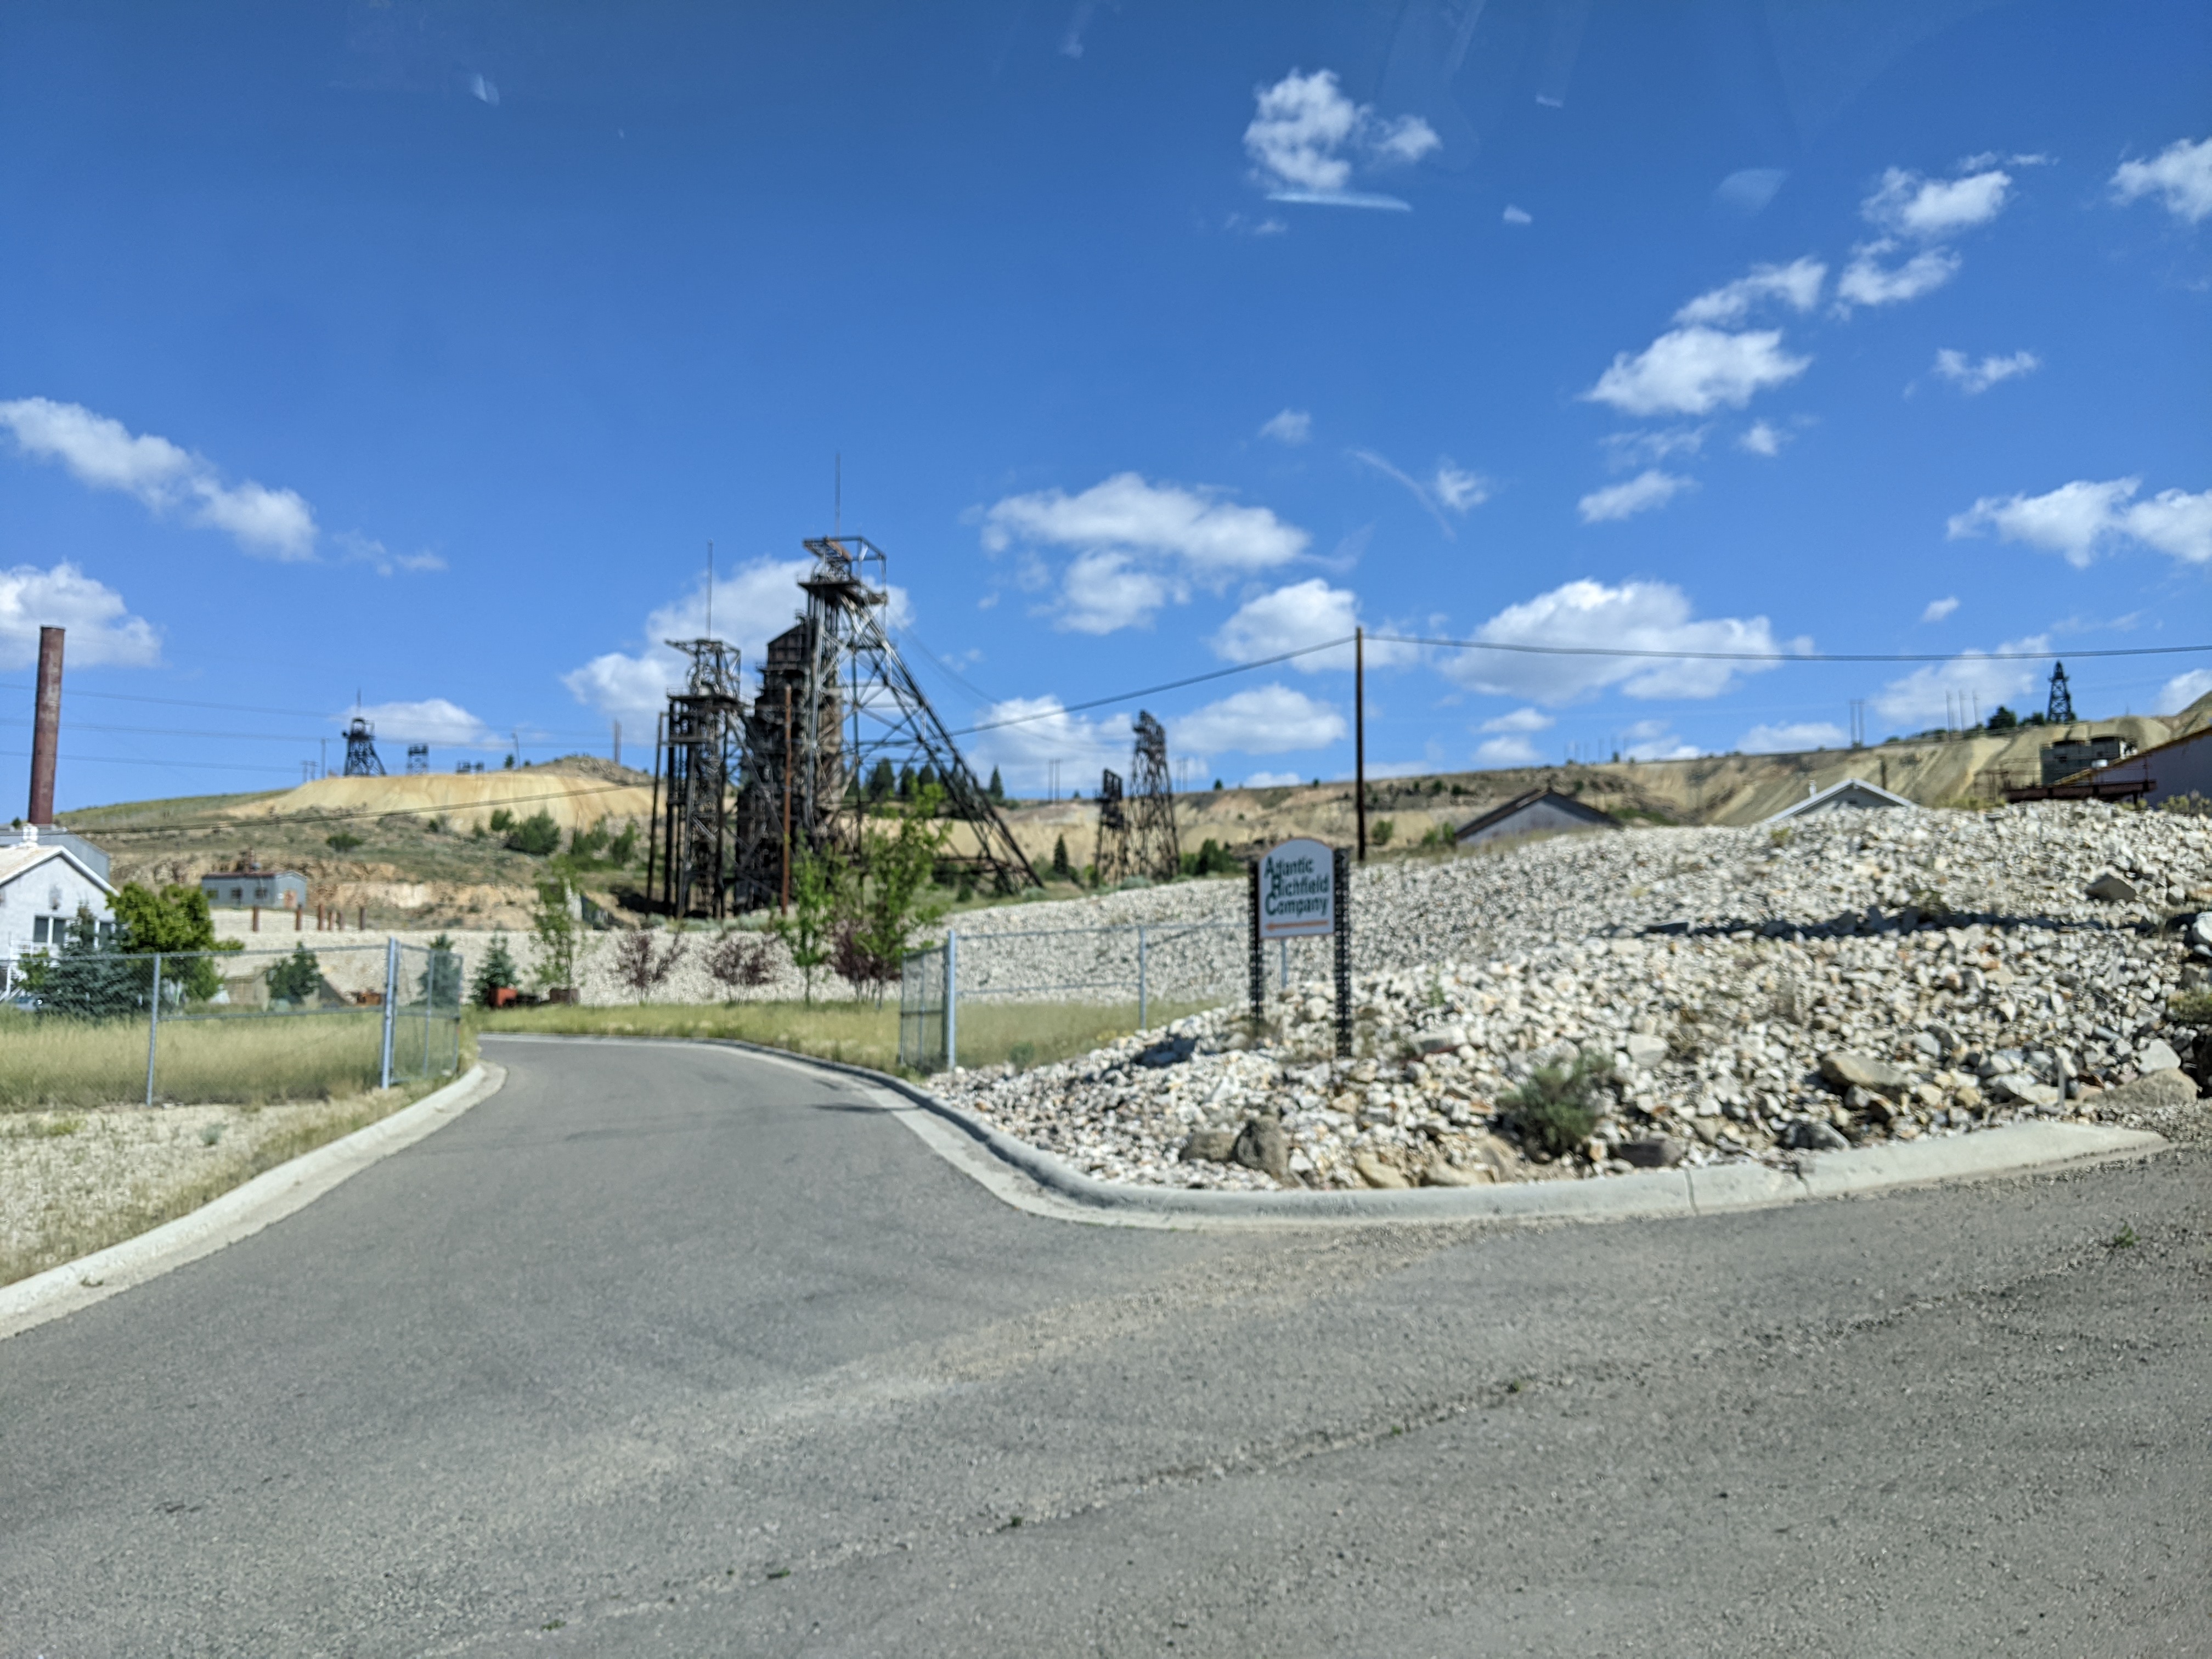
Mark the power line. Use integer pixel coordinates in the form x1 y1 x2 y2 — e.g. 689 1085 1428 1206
1369 634 2212 664
945 637 1354 736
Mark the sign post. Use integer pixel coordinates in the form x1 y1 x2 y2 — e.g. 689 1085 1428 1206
1253 837 1344 1050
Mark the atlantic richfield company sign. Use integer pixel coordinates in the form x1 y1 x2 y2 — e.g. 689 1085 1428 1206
1257 837 1335 940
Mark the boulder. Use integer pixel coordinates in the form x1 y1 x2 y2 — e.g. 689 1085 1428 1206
1179 1127 1238 1163
1420 1156 1491 1187
1819 1051 1914 1095
1352 1150 1412 1189
1623 1032 1669 1069
1616 1135 1686 1169
2086 871 2140 903
1923 1020 1961 1057
2098 1069 2201 1111
1416 1026 1468 1055
1230 1116 1289 1179
2137 1038 2182 1074
1989 1073 2060 1108
1137 1034 1198 1069
1781 1118 1850 1152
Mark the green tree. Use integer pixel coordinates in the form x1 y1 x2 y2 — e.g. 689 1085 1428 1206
987 766 1005 802
489 808 516 833
472 933 521 1006
604 822 640 866
1987 705 2018 731
1050 834 1073 880
771 843 848 1004
265 945 323 1005
111 881 238 1000
20 906 139 1019
846 784 951 1006
865 759 896 803
531 877 583 991
417 933 464 1008
505 809 561 856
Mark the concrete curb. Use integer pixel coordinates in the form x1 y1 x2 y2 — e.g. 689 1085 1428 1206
0 1063 504 1344
476 1034 2171 1228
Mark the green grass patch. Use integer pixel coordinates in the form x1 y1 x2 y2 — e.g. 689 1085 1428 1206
473 997 1217 1074
0 1008 461 1110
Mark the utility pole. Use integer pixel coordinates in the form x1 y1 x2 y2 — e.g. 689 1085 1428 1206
792 690 800 924
1354 625 1367 864
613 720 621 768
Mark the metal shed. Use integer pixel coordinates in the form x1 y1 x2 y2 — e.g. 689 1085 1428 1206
1453 787 1620 848
199 866 309 910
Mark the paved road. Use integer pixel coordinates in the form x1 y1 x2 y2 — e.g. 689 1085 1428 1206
3 1036 2207 1657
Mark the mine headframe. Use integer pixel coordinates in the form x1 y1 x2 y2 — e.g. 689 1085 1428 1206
731 534 1039 907
2045 661 2076 725
342 716 385 777
1092 711 1179 886
646 637 746 918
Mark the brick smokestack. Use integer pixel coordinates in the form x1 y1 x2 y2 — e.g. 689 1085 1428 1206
28 625 63 826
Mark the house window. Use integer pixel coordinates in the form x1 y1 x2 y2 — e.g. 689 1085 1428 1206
231 888 244 902
32 916 50 944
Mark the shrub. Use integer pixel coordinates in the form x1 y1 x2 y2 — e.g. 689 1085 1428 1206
1008 1041 1037 1071
326 830 364 852
489 808 516 833
1502 1050 1611 1158
707 930 773 995
265 945 323 1005
505 810 561 856
1371 819 1395 847
472 934 521 1006
611 930 685 1002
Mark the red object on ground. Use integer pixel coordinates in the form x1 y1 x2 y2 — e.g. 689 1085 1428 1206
492 986 520 1008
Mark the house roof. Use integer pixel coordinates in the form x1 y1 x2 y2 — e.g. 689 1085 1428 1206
1762 776 1916 824
1453 786 1619 841
0 842 117 896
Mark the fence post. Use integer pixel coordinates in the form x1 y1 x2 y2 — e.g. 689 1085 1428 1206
943 930 957 1072
1332 847 1352 1060
145 953 161 1109
379 938 398 1089
422 949 435 1075
1137 924 1148 1031
1246 860 1263 1022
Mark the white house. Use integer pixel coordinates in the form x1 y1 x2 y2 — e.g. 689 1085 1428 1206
0 827 117 994
1762 777 1916 826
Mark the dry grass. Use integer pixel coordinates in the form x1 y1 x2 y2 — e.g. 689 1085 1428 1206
476 996 1217 1075
0 1009 413 1110
0 1082 449 1286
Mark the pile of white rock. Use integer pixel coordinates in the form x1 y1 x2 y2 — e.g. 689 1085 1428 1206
935 801 2212 1189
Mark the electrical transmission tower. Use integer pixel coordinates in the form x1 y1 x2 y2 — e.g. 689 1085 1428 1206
730 535 1038 908
2045 661 2075 725
648 639 746 918
1093 769 1129 885
342 716 385 776
1092 711 1180 885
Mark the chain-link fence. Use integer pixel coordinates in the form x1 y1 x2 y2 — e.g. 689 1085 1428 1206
1 939 463 1110
896 919 1255 1072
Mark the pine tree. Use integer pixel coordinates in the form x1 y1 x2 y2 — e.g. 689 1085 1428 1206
472 933 521 1006
987 766 1004 801
1051 834 1072 880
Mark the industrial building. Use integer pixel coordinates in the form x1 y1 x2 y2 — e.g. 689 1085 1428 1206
199 862 308 911
1453 787 1619 848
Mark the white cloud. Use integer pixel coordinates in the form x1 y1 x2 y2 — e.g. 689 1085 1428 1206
1921 596 1960 623
1432 461 1489 512
1212 579 1352 669
1584 327 1810 417
0 562 161 670
1835 241 1961 310
1349 449 1459 536
1502 205 1533 225
1173 684 1345 755
965 696 1131 793
1244 769 1306 788
1244 69 1438 207
1442 578 1789 704
1621 719 1701 761
341 698 498 749
1578 469 1695 523
1602 426 1706 469
1862 166 2012 238
1932 348 2040 394
2157 668 2212 715
1874 637 2047 727
562 556 813 720
1475 735 1541 766
980 472 1308 634
2110 136 2212 225
1672 257 1826 325
1946 477 2212 568
1480 706 1554 734
1737 420 1786 457
0 397 318 560
1259 408 1312 445
336 532 445 577
1739 720 1849 754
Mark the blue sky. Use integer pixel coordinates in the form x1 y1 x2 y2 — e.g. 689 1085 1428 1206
2 1 2208 810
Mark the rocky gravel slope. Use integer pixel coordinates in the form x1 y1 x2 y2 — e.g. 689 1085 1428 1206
936 802 2212 1189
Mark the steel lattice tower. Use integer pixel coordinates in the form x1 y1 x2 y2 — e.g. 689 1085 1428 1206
342 716 385 776
1125 710 1181 882
648 639 746 918
1092 769 1129 886
731 535 1038 907
2045 661 2076 725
